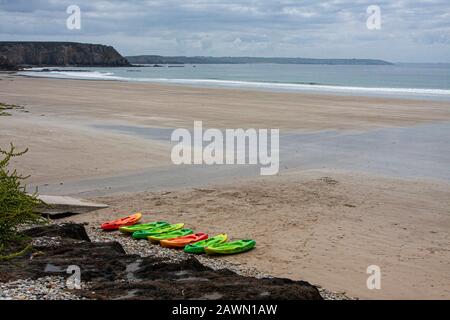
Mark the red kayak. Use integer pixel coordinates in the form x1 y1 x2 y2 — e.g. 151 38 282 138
101 213 142 231
160 233 208 248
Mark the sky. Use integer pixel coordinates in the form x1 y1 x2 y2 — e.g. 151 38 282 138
1 0 450 63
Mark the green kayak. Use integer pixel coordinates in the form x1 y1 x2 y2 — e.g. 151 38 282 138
132 223 184 239
148 229 193 242
205 239 256 255
184 233 228 254
119 221 169 234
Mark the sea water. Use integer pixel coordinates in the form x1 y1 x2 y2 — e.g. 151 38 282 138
20 63 450 100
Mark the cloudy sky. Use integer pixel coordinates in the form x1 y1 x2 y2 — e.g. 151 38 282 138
1 0 450 62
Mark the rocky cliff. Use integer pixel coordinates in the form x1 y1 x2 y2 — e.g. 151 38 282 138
0 55 19 70
0 42 130 68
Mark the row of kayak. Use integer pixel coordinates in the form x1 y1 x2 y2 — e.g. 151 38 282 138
100 213 256 255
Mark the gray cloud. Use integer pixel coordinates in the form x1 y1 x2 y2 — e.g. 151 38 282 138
0 0 450 62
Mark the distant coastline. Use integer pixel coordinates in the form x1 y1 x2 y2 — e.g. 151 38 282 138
125 55 393 65
1 41 393 70
126 55 393 66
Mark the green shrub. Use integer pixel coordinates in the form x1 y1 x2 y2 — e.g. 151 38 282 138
0 143 45 259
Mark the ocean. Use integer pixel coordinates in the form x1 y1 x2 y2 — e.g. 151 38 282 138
20 63 450 100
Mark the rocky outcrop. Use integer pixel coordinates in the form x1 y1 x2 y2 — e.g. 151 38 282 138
0 42 130 67
1 224 322 300
23 223 90 242
0 55 19 70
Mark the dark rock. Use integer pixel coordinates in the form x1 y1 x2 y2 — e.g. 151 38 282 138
84 263 322 300
1 224 322 300
0 55 19 71
0 42 130 67
23 223 91 242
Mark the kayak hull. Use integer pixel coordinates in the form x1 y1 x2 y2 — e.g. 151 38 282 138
101 213 142 231
205 239 256 255
160 233 208 248
119 221 169 234
148 229 193 242
184 234 228 254
132 223 184 239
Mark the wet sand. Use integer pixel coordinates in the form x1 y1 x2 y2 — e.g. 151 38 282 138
1 74 450 299
2 74 450 184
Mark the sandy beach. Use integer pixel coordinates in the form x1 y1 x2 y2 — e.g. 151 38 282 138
1 73 450 299
2 74 450 183
75 170 450 299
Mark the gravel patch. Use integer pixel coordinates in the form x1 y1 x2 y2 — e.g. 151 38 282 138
0 276 87 300
318 287 356 300
31 236 63 248
87 225 266 277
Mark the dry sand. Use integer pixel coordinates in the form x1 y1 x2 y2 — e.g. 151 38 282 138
1 74 450 299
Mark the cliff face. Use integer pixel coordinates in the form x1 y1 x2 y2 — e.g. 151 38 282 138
0 55 19 71
0 42 130 67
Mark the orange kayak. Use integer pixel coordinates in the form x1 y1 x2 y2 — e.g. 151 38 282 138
160 232 208 248
101 213 142 231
